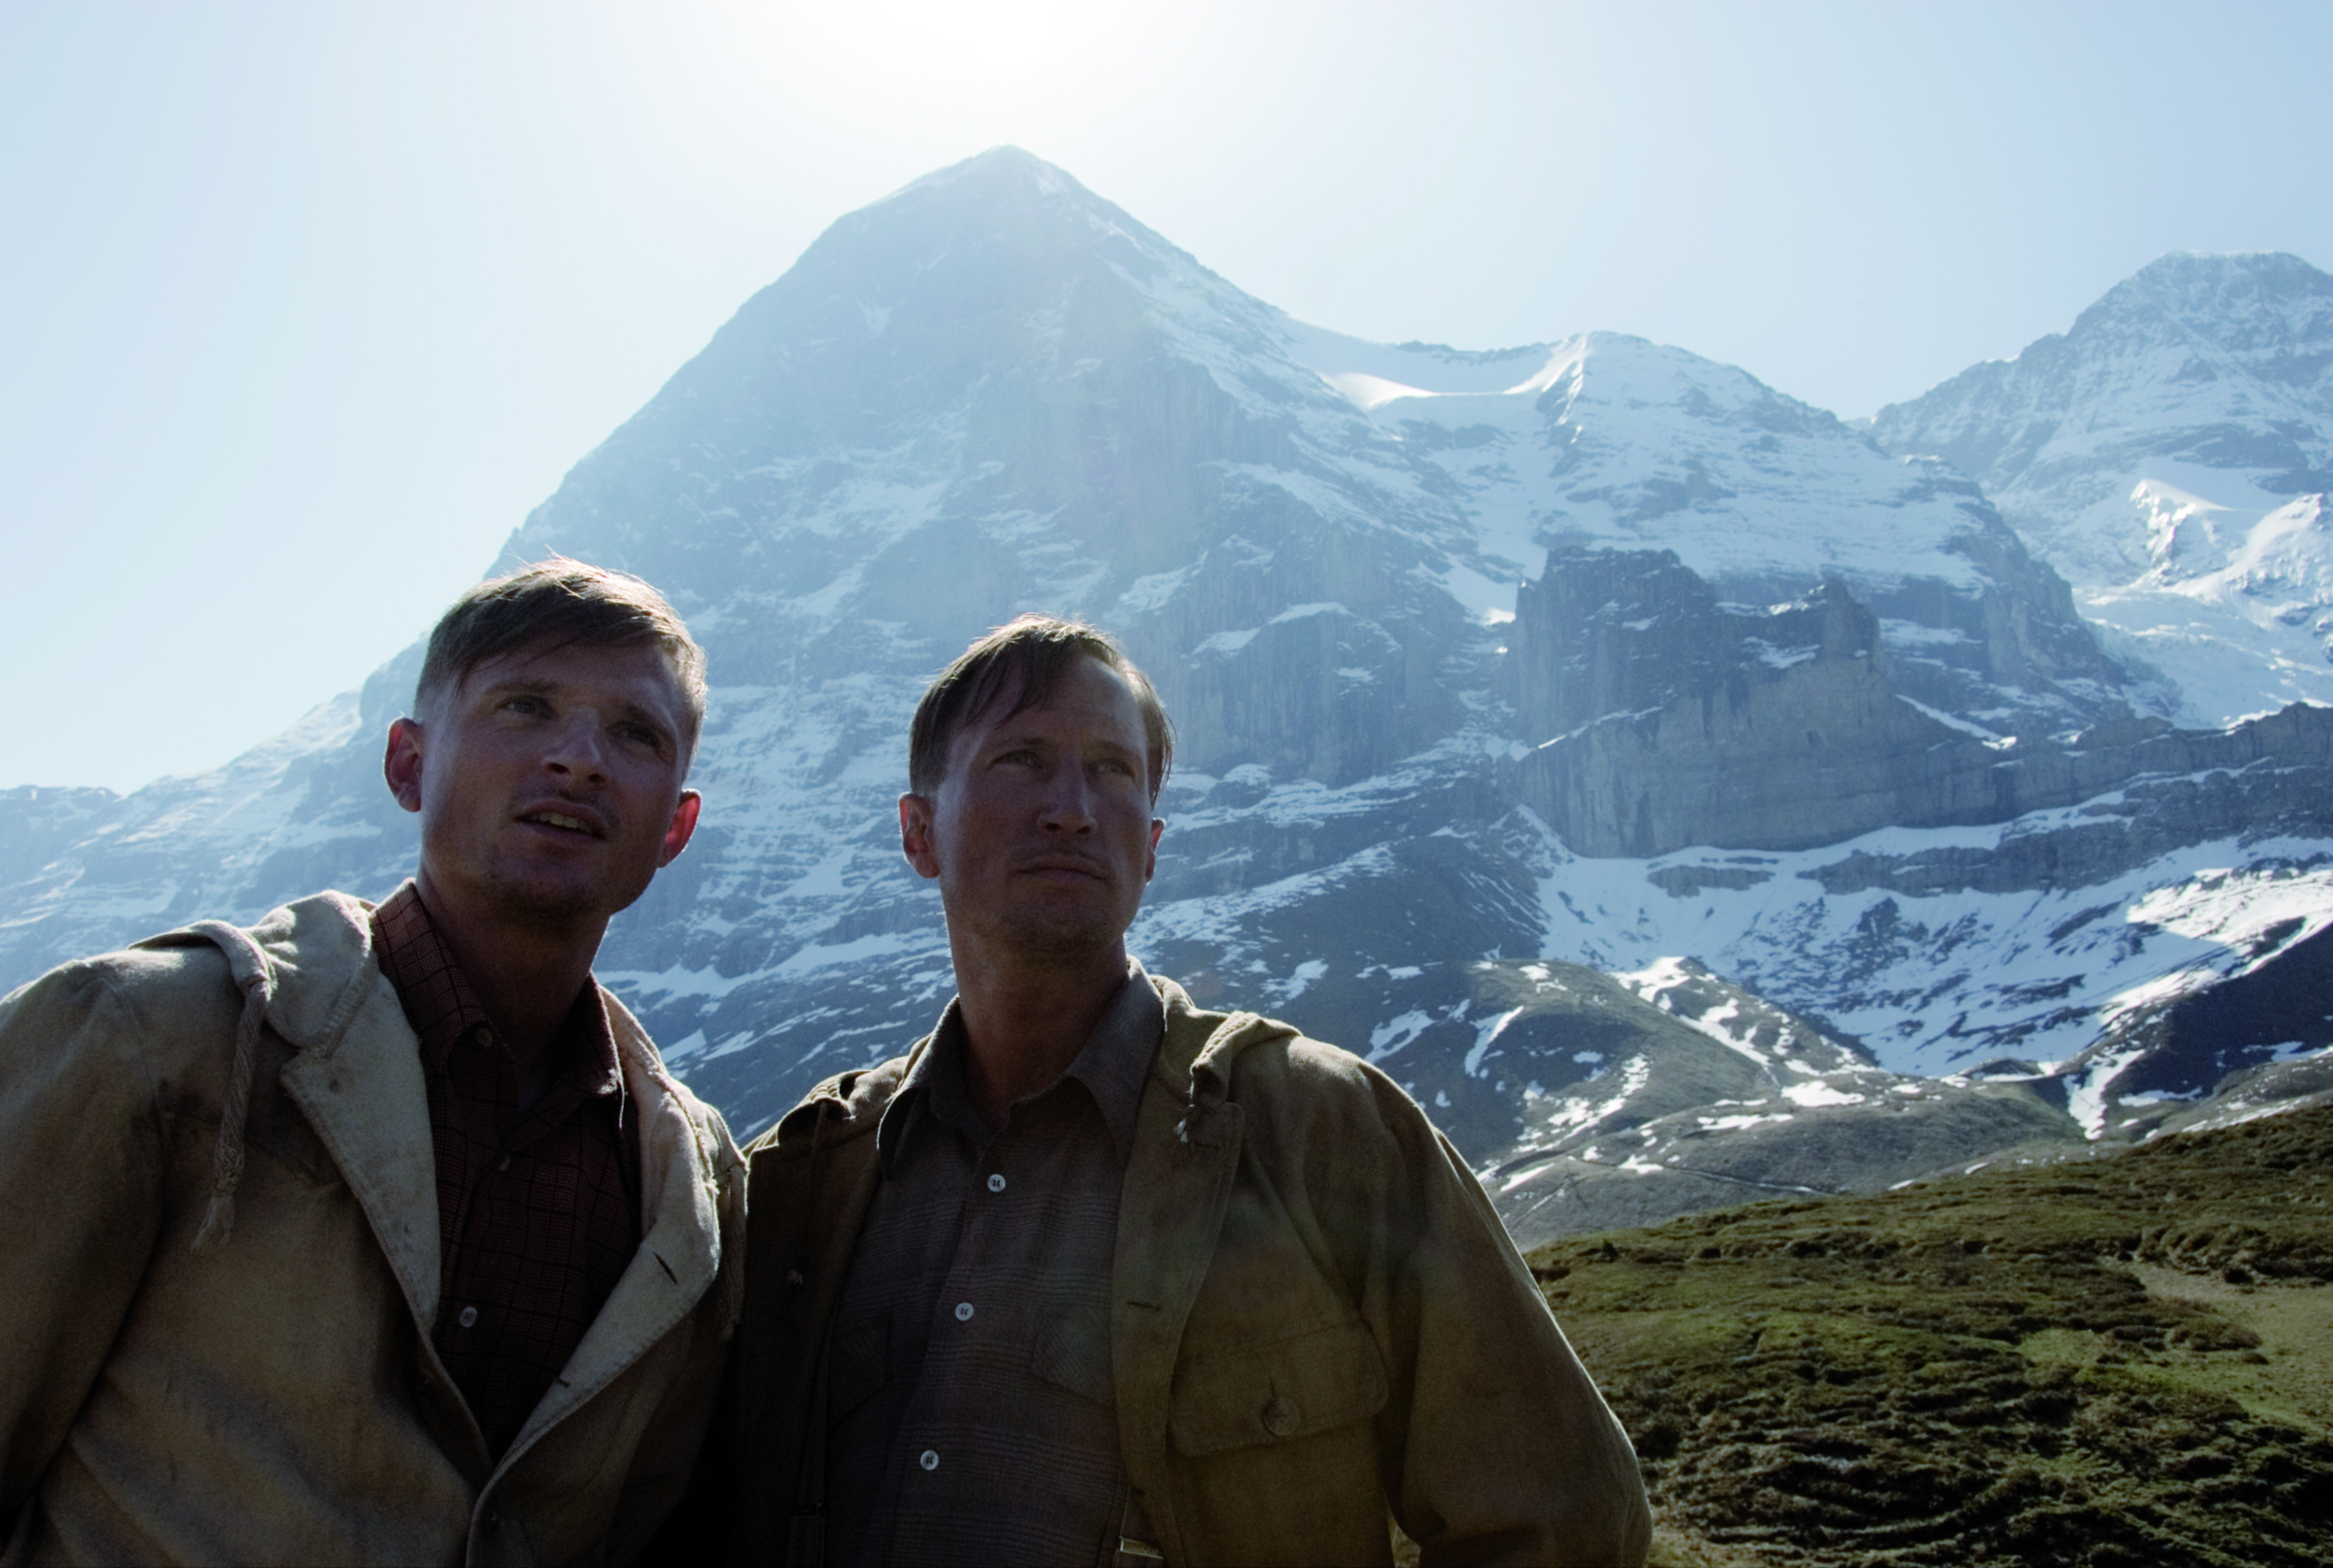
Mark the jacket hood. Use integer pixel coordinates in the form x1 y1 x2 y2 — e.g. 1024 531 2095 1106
1153 973 1300 1130
132 892 383 1249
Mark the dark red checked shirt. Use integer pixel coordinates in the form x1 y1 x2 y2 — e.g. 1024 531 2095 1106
371 881 641 1459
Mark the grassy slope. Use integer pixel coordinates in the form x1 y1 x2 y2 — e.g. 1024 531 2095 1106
1531 1105 2333 1566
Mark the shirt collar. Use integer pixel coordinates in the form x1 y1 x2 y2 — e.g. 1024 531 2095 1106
878 958 1164 1171
369 878 623 1098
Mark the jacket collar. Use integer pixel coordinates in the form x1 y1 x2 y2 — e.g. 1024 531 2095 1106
878 962 1164 1170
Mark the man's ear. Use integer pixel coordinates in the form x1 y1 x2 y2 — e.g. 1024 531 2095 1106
383 718 426 814
657 790 702 868
1144 817 1164 883
899 793 942 880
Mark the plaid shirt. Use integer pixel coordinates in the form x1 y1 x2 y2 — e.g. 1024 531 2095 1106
822 965 1164 1568
370 881 641 1459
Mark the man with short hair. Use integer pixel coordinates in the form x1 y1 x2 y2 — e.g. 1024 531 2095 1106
0 560 744 1565
714 615 1650 1565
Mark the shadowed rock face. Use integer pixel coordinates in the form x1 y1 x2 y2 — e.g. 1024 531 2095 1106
2059 919 2333 1142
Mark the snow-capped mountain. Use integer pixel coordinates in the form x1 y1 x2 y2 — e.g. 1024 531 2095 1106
5 152 2327 1233
1874 252 2333 724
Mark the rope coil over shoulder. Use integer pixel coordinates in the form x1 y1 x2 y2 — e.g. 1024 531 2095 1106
185 918 277 1252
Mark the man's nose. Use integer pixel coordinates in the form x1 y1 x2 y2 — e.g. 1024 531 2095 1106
542 710 610 782
1037 767 1098 832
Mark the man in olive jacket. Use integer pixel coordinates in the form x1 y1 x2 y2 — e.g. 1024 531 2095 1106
0 562 744 1566
709 617 1648 1566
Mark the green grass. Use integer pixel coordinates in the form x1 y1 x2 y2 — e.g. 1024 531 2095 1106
1531 1106 2333 1566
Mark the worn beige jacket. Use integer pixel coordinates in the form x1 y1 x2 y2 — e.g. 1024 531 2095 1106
0 892 745 1567
711 973 1650 1567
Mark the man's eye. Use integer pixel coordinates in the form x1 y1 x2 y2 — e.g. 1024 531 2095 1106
503 695 545 716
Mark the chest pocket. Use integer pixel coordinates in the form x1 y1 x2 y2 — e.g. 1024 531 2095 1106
1166 1316 1389 1455
1032 1310 1116 1407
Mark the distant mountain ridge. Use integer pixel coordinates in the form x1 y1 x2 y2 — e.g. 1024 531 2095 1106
3 150 2327 1238
1875 251 2333 724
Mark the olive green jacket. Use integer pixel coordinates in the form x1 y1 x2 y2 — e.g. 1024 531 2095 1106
0 892 745 1567
713 973 1649 1567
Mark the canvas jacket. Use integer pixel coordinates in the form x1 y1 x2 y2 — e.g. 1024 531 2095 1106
0 891 746 1568
715 973 1650 1567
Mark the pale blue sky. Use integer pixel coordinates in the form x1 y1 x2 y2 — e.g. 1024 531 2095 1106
5 0 2328 792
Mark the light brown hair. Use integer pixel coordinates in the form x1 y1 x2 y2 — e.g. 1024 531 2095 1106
415 558 708 763
909 615 1173 800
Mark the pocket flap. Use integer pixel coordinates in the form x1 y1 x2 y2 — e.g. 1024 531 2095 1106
1167 1317 1389 1456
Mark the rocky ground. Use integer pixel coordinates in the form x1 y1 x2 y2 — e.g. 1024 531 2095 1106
1533 1104 2333 1565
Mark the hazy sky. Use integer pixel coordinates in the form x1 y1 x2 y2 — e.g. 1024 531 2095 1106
6 0 2329 793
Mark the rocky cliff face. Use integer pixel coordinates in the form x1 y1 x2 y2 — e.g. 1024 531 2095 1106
1513 549 1961 854
1512 542 2333 858
3 152 2327 1234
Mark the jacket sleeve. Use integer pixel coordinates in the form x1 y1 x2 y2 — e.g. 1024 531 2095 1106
0 961 172 1518
1363 1080 1652 1567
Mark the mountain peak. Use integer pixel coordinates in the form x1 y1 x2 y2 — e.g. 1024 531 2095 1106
776 144 1203 308
876 144 1087 207
2084 249 2333 337
2122 247 2330 291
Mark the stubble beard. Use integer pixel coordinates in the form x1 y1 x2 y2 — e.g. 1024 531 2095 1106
972 891 1128 974
461 830 639 935
484 869 608 930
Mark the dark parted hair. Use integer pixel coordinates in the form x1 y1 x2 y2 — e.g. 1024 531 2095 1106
909 615 1174 801
415 558 709 764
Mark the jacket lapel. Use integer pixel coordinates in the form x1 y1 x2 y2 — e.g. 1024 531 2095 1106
278 972 446 1332
1111 1003 1251 1568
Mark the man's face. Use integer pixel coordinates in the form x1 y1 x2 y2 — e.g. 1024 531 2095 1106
383 637 701 931
900 655 1164 962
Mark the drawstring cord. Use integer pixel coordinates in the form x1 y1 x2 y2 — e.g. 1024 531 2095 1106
186 918 275 1251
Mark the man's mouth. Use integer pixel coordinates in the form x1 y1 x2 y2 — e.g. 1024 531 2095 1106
1016 854 1108 881
518 807 606 839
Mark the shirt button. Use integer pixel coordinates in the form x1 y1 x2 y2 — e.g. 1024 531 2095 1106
919 1449 940 1471
954 1301 975 1322
458 1305 479 1328
986 1173 1007 1193
496 1155 511 1172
